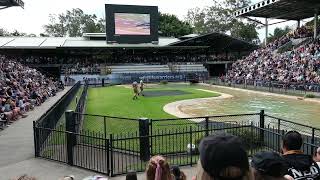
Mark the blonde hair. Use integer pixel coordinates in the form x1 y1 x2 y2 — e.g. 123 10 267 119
146 155 173 180
195 160 253 180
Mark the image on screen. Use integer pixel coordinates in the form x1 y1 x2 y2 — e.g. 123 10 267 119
115 13 151 35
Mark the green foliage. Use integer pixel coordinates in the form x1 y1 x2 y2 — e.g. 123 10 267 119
44 8 105 37
0 28 9 36
305 17 320 27
159 12 193 37
186 0 258 43
268 26 291 43
305 94 316 98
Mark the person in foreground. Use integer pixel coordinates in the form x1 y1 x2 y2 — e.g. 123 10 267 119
194 133 253 180
281 131 320 180
251 151 291 180
146 155 172 180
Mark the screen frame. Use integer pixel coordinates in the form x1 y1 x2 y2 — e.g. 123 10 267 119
105 4 159 44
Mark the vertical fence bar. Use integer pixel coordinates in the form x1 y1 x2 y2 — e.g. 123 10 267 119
139 118 150 161
189 126 193 167
259 110 265 146
66 110 76 166
205 117 209 137
149 119 153 155
33 121 40 157
311 128 315 155
110 134 114 177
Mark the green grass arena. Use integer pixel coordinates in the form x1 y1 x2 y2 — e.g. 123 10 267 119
83 84 219 135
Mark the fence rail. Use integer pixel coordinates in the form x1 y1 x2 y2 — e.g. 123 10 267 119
210 78 320 96
33 110 320 176
34 82 81 150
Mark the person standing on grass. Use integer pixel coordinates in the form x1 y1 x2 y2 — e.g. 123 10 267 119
132 81 139 100
139 80 144 96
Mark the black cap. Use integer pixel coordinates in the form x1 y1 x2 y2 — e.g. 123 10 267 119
251 151 287 177
199 133 249 179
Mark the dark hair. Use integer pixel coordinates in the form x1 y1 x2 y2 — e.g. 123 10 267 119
126 171 138 180
282 131 302 150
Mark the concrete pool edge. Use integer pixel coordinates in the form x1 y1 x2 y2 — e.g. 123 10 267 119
199 83 320 104
163 89 233 118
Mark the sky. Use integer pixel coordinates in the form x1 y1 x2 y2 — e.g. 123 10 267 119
0 0 301 40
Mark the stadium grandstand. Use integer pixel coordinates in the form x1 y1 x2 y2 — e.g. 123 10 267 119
225 0 320 88
0 32 257 83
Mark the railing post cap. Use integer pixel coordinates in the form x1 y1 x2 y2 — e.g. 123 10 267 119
139 117 149 121
66 110 74 113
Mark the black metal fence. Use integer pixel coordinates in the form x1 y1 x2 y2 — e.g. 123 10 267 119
34 81 81 149
33 110 320 176
74 82 89 134
210 78 320 96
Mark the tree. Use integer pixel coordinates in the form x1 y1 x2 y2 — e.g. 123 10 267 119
267 26 291 42
230 21 258 42
11 30 26 37
186 0 258 43
43 8 105 37
159 12 193 37
0 28 9 36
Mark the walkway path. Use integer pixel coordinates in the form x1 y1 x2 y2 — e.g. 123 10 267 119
0 87 101 179
0 87 71 168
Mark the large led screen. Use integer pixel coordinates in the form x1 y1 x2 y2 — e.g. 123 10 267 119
115 13 150 35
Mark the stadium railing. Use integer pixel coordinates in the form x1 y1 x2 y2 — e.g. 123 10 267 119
34 81 81 155
209 78 320 96
33 110 320 176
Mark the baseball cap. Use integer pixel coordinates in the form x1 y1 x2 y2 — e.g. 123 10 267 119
251 151 287 177
199 133 249 180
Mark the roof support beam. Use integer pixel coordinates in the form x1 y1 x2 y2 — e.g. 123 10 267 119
265 18 268 46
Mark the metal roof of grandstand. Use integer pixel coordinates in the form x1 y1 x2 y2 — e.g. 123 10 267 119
0 37 183 49
0 0 24 8
169 32 258 52
234 0 320 20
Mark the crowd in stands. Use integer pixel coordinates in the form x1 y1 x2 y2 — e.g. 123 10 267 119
0 55 63 128
225 25 320 85
2 53 237 75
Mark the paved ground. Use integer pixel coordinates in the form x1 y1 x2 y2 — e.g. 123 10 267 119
0 87 106 180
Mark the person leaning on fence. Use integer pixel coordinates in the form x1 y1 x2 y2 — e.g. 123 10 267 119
251 151 292 180
281 131 320 180
146 155 173 180
193 133 253 180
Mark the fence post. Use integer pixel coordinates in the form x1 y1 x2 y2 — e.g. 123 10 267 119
205 117 209 137
139 118 150 161
110 134 114 177
33 121 40 157
149 119 153 155
259 110 265 146
189 126 193 167
311 128 315 155
102 78 105 87
66 110 76 166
